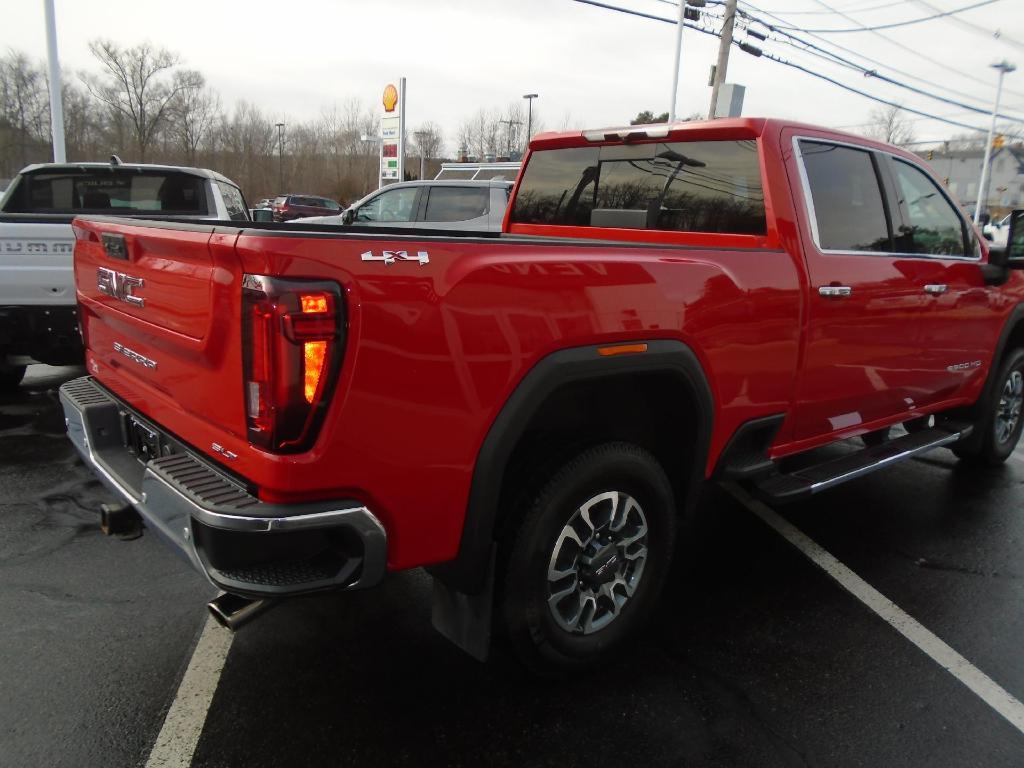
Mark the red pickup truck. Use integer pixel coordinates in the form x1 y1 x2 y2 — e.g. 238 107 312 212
60 118 1024 672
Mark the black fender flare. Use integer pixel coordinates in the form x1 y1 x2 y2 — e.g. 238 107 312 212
433 338 715 594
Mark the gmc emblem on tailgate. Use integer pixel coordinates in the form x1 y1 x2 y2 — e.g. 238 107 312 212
97 267 145 307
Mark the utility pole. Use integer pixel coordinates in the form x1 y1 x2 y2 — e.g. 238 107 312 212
523 93 538 152
43 0 66 162
708 0 738 119
974 60 1016 226
275 122 285 191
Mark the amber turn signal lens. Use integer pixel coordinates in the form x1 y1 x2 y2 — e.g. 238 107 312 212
597 343 649 357
304 340 327 403
301 294 329 314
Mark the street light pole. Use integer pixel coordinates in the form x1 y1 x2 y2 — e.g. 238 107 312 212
974 60 1016 226
43 0 66 162
414 130 427 180
523 93 538 152
275 122 284 192
668 0 686 121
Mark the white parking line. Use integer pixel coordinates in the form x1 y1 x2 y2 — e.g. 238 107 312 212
145 616 233 768
722 482 1024 737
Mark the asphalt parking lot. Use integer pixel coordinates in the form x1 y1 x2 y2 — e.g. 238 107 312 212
1 366 1022 767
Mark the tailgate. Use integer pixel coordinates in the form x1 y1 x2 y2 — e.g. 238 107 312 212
73 217 246 440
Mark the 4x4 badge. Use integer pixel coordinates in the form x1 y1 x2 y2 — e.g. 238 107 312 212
361 249 429 266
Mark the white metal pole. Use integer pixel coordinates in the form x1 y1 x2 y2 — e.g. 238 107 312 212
398 77 406 183
974 62 1014 226
668 0 686 121
43 0 66 163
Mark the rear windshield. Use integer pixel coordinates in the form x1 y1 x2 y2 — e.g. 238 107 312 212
510 140 766 235
4 169 210 215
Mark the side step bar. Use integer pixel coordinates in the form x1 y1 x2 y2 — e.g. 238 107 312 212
753 422 972 504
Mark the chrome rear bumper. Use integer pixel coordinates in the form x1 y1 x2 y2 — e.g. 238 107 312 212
59 375 387 598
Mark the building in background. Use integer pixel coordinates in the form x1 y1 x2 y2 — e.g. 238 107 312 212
922 145 1024 217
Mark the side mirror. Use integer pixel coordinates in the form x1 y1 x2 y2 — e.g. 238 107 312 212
1004 209 1024 268
342 208 355 225
251 208 274 222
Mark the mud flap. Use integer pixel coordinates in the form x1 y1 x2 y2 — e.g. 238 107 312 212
430 545 495 662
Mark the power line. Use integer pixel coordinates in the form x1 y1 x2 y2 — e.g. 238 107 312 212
800 0 1024 99
765 0 1000 33
725 0 915 14
729 2 1024 123
909 0 1024 51
571 0 992 133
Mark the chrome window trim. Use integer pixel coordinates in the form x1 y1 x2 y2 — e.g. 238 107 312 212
791 135 981 263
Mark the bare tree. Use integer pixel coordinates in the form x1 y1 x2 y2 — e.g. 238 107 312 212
169 70 218 166
865 104 916 148
411 121 444 162
84 40 190 161
0 51 51 172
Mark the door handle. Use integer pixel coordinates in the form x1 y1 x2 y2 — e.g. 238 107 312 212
818 285 852 298
923 284 948 295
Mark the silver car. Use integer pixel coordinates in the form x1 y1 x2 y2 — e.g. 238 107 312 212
291 179 514 232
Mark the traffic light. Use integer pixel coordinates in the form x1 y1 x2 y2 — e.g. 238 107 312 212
993 134 1005 149
927 149 934 160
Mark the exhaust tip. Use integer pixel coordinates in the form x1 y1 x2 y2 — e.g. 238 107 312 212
207 593 276 631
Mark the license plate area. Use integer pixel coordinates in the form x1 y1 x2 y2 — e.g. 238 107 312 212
121 412 172 464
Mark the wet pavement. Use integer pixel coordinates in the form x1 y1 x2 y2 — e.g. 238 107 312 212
1 366 1022 767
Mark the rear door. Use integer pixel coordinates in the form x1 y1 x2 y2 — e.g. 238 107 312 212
786 132 932 443
419 186 491 229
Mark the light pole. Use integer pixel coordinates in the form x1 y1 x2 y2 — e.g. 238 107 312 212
275 122 285 192
523 93 538 152
414 130 427 180
43 0 65 163
974 60 1016 226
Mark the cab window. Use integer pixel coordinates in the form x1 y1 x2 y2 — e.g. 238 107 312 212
356 187 418 223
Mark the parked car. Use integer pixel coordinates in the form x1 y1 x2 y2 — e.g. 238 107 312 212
271 194 342 222
983 212 1011 250
0 160 249 389
292 179 513 232
60 118 1024 674
252 197 274 209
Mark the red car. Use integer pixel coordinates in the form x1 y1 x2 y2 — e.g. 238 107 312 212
271 194 342 222
62 118 1024 672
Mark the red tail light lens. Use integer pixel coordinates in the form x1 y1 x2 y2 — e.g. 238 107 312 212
241 275 344 453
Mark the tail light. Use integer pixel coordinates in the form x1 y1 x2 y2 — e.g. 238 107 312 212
241 274 345 453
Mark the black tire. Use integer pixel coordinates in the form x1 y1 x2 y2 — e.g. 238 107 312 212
953 347 1024 466
904 415 932 433
861 427 890 447
0 364 26 391
499 442 676 674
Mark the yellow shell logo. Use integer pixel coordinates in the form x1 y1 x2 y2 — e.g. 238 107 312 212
382 84 398 113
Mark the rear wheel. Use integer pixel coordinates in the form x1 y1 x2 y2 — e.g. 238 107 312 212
953 348 1024 466
499 442 676 674
0 364 26 391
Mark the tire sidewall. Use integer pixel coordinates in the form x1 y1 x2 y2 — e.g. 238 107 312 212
984 348 1024 462
503 444 676 669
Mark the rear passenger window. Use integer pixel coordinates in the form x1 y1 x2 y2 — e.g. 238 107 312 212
423 187 489 222
510 140 766 235
799 141 891 252
216 181 249 221
891 160 967 257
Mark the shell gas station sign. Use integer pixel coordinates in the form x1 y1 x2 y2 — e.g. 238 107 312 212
379 79 405 187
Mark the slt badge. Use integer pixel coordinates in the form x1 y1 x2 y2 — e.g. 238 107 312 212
361 249 429 266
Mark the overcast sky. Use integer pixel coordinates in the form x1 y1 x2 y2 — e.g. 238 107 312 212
3 0 1023 151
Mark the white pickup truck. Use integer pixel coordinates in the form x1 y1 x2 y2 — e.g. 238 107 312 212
0 161 250 388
